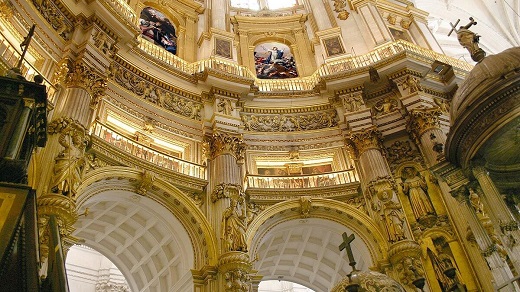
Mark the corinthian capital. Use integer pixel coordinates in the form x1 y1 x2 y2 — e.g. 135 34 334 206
206 132 246 162
407 108 442 138
65 61 107 108
348 127 383 156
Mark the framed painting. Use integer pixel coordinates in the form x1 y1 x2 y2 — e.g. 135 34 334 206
215 38 232 59
323 36 345 57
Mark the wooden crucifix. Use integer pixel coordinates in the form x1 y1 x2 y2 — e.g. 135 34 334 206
339 232 357 270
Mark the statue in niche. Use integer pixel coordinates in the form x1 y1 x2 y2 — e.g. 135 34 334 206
372 185 406 243
402 167 435 220
217 99 232 115
222 195 248 252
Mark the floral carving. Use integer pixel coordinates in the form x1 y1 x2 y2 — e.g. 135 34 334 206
408 108 442 138
241 110 338 132
386 140 420 165
348 127 383 156
332 0 350 20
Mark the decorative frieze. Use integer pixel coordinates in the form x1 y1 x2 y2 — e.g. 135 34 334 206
32 0 74 40
211 183 244 203
385 140 420 166
108 62 202 120
240 109 338 132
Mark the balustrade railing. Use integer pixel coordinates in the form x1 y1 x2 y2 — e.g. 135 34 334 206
137 39 472 93
101 0 136 25
0 30 57 103
246 169 359 189
138 38 193 74
91 122 206 179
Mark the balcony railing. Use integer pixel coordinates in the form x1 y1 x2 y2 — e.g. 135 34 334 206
0 30 57 104
137 39 473 93
100 0 136 26
91 122 206 179
246 169 359 189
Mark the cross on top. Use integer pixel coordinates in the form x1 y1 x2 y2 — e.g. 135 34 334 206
339 232 357 270
448 17 477 37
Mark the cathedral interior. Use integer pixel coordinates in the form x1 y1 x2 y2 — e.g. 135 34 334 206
0 0 519 291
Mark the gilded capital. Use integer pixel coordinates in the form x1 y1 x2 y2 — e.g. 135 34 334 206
206 132 246 162
65 61 107 108
407 108 442 139
348 127 383 156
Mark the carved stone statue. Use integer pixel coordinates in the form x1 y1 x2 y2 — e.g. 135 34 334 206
469 188 484 215
373 97 398 115
448 17 486 62
400 75 422 93
48 118 89 198
342 93 364 112
402 167 435 220
222 196 248 252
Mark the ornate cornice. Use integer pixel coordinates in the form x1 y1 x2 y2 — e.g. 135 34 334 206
206 132 246 161
31 0 74 41
348 127 383 156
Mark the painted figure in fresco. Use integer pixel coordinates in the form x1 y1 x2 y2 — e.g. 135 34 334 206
139 7 177 55
254 43 298 79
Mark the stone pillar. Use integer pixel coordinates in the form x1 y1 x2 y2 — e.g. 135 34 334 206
408 108 446 167
205 131 253 291
473 165 520 272
452 186 516 290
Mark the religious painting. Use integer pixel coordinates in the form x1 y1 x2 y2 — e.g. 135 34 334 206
215 38 232 59
389 27 411 43
254 42 298 79
302 164 333 175
139 7 177 55
258 167 288 176
323 36 345 57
